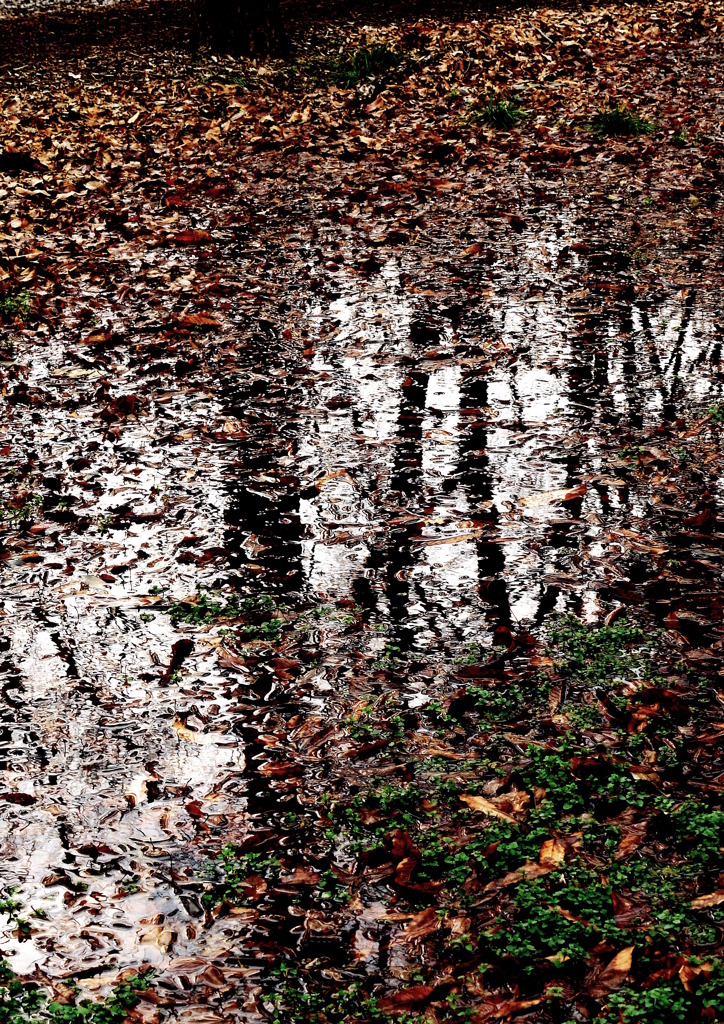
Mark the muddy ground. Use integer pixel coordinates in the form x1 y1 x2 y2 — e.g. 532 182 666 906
0 0 723 1021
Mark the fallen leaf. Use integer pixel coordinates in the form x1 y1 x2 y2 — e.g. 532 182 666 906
178 313 222 329
472 996 546 1022
484 862 553 891
588 947 634 998
173 720 219 745
173 229 213 244
392 907 440 944
459 794 519 823
539 838 566 868
691 891 724 909
140 925 174 952
679 961 712 992
377 986 434 1012
519 485 587 514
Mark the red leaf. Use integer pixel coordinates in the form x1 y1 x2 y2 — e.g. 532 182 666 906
377 986 434 1012
173 229 213 245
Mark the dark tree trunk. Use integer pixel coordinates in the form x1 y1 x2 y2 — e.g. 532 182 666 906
202 0 288 56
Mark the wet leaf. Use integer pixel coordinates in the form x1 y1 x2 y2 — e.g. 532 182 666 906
391 906 440 943
377 986 435 1012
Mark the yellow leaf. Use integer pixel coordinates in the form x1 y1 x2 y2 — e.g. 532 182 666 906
539 838 566 868
691 892 724 909
459 794 518 823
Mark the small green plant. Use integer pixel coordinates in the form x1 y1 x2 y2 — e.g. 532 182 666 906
672 128 688 147
564 702 601 729
472 95 525 129
468 683 535 725
425 699 452 724
632 249 652 268
0 494 42 526
590 102 655 137
546 614 650 687
219 69 258 89
0 892 30 938
373 642 404 670
345 704 404 743
454 642 486 666
315 868 350 905
118 875 140 896
239 616 286 642
0 291 30 322
619 444 643 458
594 962 724 1023
318 43 402 87
167 590 285 643
0 963 152 1023
331 43 405 86
708 401 724 423
201 844 282 906
671 445 691 465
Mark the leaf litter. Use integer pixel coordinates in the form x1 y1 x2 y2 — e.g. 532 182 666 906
0 0 723 1022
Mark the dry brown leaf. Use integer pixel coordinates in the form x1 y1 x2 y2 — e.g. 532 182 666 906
140 924 174 952
178 313 222 328
282 866 321 885
315 468 357 489
172 720 219 745
484 862 552 891
615 823 647 859
691 891 724 909
472 996 546 1022
588 947 634 998
679 961 712 992
539 838 566 868
459 793 518 823
173 229 213 244
417 530 485 547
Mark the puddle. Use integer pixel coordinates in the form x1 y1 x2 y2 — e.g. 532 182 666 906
0 226 722 995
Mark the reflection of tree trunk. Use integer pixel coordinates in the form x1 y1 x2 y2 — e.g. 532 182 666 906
639 292 696 423
458 365 511 632
224 431 303 596
202 0 288 56
222 352 304 597
382 372 428 650
663 290 695 422
390 373 427 496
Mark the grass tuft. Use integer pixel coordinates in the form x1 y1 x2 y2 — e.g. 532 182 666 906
471 96 525 129
0 291 30 322
330 44 402 86
591 102 655 137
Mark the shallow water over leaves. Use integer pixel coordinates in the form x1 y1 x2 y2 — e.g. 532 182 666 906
1 1 724 1017
1 249 722 996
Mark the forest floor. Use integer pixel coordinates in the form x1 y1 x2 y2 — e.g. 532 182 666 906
0 0 724 1021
